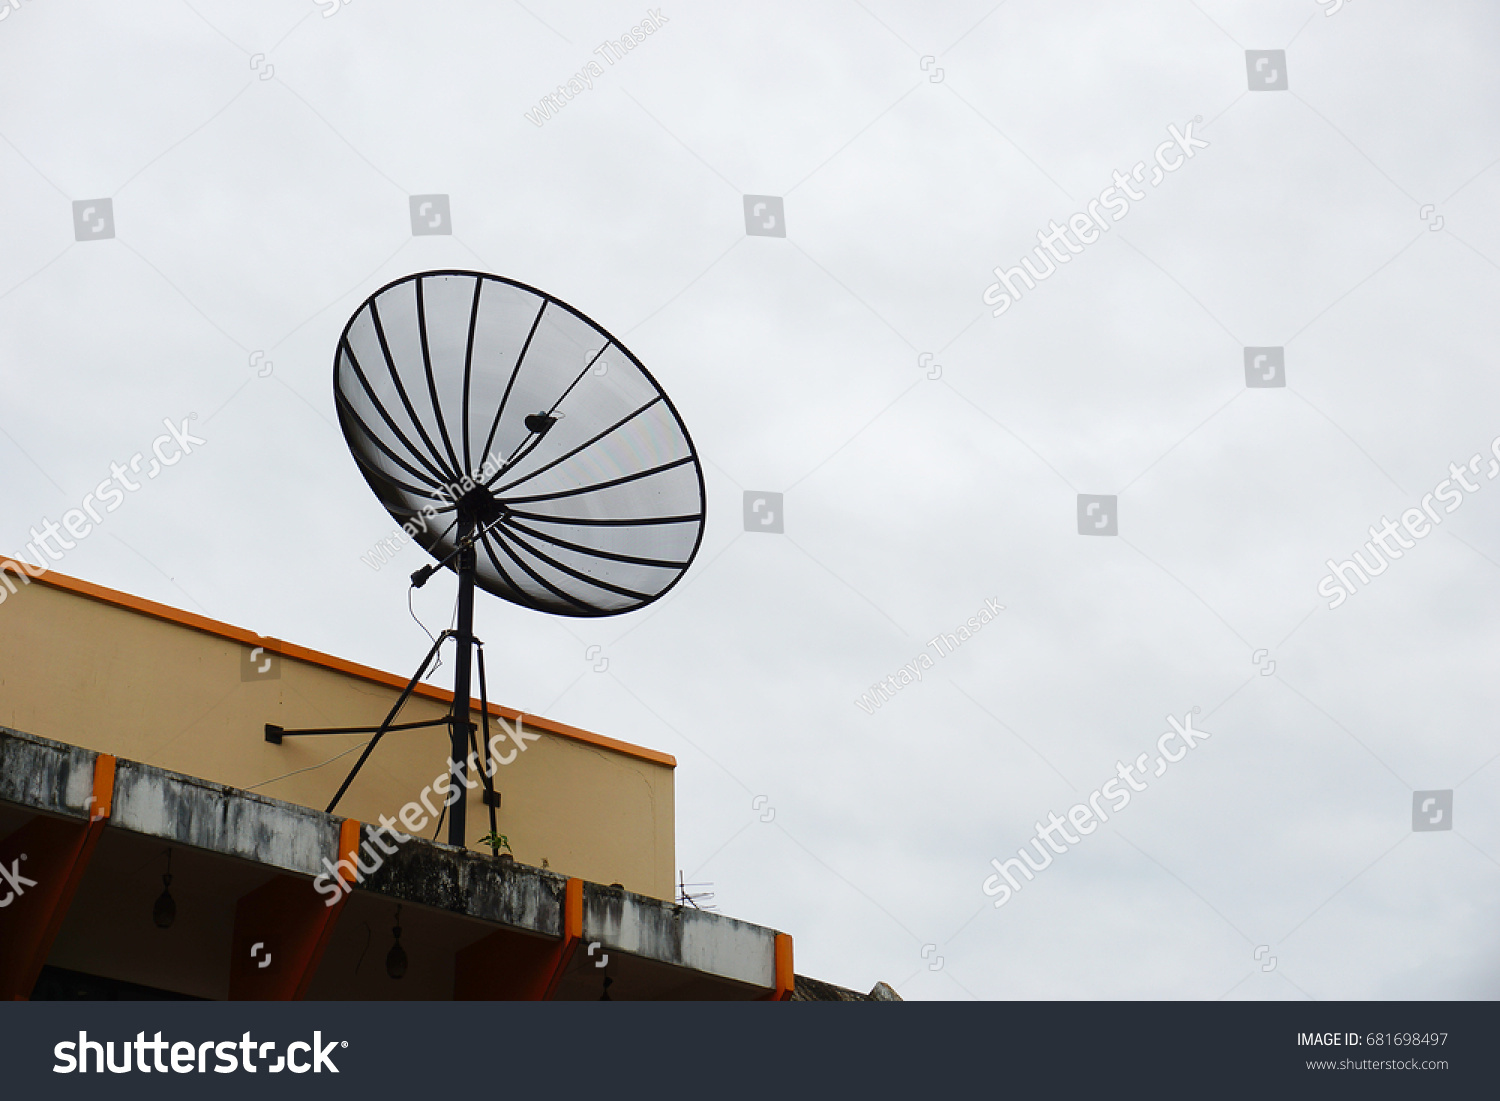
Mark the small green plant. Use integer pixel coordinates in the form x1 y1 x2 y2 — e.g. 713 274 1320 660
478 831 512 857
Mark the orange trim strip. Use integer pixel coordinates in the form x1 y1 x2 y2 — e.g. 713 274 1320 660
10 561 675 768
336 819 362 883
293 820 363 999
90 754 115 822
563 877 583 941
764 933 794 1001
541 878 584 1000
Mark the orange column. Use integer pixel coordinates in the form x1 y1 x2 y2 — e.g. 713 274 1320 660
540 878 584 1000
227 818 361 1000
454 877 583 1000
760 933 794 1001
0 755 116 1000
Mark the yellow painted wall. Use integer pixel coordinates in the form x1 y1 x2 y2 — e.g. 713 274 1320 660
0 568 675 899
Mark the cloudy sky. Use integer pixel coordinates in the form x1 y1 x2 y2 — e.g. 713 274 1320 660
4 0 1500 1000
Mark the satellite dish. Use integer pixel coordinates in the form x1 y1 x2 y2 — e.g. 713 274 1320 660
279 270 706 847
334 269 705 616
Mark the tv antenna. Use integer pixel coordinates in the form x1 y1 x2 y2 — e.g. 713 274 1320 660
677 870 716 911
269 270 705 848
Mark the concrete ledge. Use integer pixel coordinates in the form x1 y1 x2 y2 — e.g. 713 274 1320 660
0 727 337 878
584 883 777 988
110 759 336 879
355 826 566 937
0 725 789 995
0 726 98 819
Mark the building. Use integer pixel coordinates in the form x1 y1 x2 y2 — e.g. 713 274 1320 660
0 562 896 1001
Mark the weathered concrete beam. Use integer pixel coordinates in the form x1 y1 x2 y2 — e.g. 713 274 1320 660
111 759 335 879
0 727 788 997
0 726 97 819
353 825 566 937
583 882 778 989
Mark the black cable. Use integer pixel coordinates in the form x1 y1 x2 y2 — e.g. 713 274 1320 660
407 584 443 674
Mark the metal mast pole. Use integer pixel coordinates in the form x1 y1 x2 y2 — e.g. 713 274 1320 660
448 513 477 848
